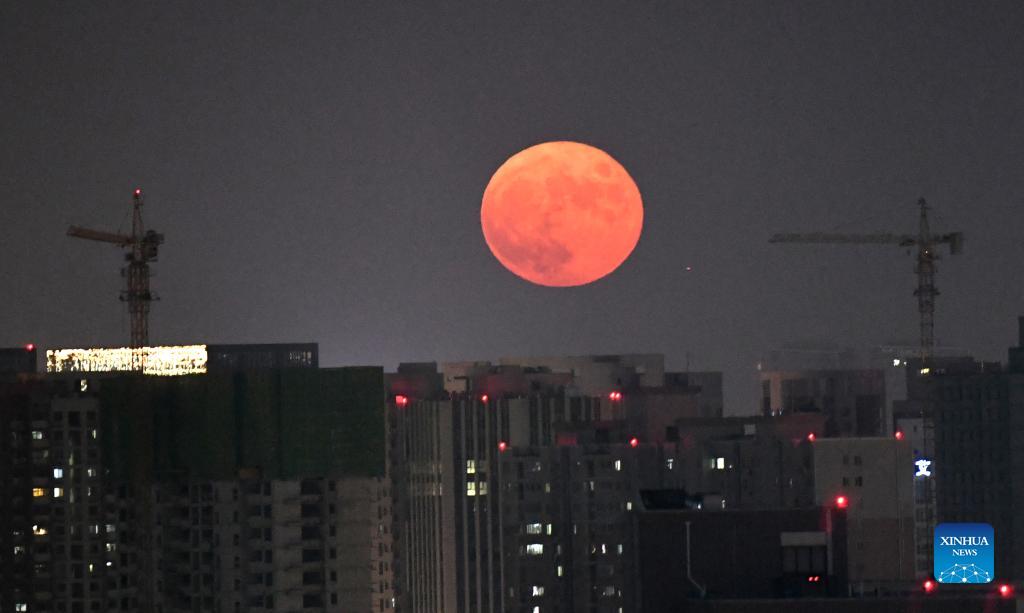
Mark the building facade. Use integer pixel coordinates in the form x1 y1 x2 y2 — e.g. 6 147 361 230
1 345 391 613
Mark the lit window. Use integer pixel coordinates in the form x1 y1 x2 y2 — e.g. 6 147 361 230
613 460 622 471
526 544 544 555
557 565 563 577
666 458 674 470
16 604 28 612
532 607 540 613
13 545 25 555
53 488 64 498
86 468 97 478
32 525 46 536
526 523 543 535
53 467 63 478
545 523 553 535
90 429 97 439
32 488 45 498
544 483 551 493
617 544 624 555
31 431 43 440
478 481 488 496
625 501 633 511
716 457 725 470
603 586 616 596
466 482 476 497
105 524 116 533
466 460 476 475
80 379 89 392
532 585 545 596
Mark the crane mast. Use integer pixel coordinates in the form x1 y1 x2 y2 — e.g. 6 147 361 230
68 189 164 351
770 198 963 362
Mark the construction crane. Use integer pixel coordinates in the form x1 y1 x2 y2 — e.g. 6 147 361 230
770 198 964 362
68 188 164 349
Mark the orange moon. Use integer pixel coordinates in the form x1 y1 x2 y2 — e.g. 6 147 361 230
480 141 643 287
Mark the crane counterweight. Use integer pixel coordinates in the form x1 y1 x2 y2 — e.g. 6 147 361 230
68 189 164 350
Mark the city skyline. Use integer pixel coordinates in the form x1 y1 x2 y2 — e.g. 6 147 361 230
4 3 1024 413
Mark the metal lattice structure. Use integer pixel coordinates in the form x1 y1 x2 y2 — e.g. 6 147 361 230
68 189 164 349
770 198 964 362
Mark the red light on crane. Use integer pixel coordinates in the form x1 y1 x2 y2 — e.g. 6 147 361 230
480 394 489 403
498 441 508 452
923 579 935 593
134 188 141 196
608 391 622 401
835 495 848 509
895 431 904 441
629 437 639 448
394 395 408 408
999 584 1013 597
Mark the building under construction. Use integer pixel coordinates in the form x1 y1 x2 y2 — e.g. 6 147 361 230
0 344 393 613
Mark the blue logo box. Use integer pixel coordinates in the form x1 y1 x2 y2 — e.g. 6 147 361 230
934 523 994 584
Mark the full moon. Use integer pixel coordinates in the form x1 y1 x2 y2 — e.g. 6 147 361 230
480 141 643 287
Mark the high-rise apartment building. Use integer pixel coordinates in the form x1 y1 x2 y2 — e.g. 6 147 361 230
759 369 887 436
387 356 724 613
1 343 392 613
920 319 1024 581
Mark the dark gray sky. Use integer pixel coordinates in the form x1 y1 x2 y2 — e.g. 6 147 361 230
3 2 1023 412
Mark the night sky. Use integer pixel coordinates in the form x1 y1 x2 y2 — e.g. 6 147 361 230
3 2 1023 412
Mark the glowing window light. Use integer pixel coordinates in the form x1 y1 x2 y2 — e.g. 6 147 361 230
46 345 208 376
32 488 46 498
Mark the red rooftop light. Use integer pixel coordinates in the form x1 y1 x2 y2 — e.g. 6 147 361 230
923 579 935 593
999 584 1012 597
134 188 141 196
608 391 622 401
25 343 35 351
394 395 408 408
835 495 848 509
498 441 508 452
480 394 489 403
629 437 639 448
895 430 904 441
807 432 816 442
